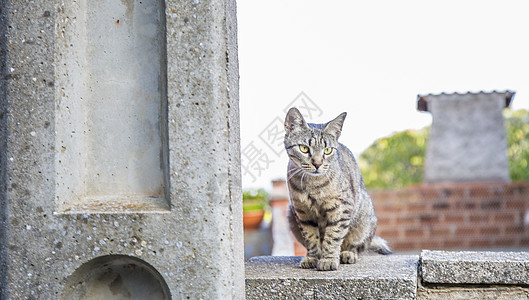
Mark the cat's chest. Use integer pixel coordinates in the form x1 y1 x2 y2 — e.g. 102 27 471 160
295 188 341 215
308 188 333 202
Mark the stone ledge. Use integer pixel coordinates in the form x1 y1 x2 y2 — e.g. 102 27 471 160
245 255 419 300
420 250 529 285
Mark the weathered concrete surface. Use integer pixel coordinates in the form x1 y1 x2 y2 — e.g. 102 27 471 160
421 250 529 285
246 255 419 299
246 251 529 299
55 0 170 213
418 286 529 300
61 255 171 299
419 250 529 299
0 0 243 299
418 91 513 183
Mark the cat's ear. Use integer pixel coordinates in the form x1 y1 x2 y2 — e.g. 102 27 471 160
323 112 347 139
284 107 308 135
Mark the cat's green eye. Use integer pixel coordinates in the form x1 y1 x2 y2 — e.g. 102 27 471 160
324 147 333 155
299 145 310 153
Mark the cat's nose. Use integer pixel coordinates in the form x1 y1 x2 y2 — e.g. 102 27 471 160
312 162 322 169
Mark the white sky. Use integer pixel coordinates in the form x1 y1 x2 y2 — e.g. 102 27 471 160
237 0 529 190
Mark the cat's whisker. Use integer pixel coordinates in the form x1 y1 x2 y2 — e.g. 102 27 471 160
327 169 336 179
288 169 302 180
288 168 301 174
325 173 332 183
301 172 306 190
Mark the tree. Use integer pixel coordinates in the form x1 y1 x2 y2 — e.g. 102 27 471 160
359 109 529 189
359 127 429 189
504 109 529 181
242 189 269 212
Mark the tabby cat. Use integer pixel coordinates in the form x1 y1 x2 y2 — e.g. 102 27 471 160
284 107 391 271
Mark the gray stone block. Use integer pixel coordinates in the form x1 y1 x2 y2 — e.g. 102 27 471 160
245 255 419 300
421 250 529 285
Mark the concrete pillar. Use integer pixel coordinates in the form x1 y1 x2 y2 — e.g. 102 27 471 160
418 91 514 183
269 179 294 256
269 179 306 257
0 0 244 298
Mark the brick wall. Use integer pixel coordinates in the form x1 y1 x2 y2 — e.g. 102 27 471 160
270 180 529 253
372 181 529 251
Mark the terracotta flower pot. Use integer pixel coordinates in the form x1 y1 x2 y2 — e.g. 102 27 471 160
243 210 265 230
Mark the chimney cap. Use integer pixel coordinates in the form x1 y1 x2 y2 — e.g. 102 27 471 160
417 90 515 112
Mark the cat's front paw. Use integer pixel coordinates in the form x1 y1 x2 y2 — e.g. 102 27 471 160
340 250 358 264
317 258 339 271
300 256 318 269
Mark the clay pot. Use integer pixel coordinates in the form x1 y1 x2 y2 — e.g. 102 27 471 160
243 210 265 230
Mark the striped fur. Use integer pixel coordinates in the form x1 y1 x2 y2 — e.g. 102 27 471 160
284 107 391 271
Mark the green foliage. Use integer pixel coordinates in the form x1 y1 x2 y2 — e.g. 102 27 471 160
242 189 269 212
359 109 529 189
504 109 529 181
359 127 429 189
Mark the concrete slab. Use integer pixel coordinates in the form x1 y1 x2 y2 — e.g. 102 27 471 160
246 255 419 300
421 250 529 285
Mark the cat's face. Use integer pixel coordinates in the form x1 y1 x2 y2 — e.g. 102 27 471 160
284 107 347 176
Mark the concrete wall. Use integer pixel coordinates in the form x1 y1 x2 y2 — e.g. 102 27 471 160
246 251 529 299
0 0 244 298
